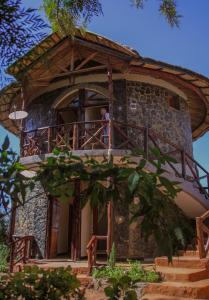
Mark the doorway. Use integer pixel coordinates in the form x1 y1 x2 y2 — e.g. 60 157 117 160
47 196 81 260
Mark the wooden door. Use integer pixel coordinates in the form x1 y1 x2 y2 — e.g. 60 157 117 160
49 198 60 258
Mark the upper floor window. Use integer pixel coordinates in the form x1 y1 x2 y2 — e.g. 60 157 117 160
167 95 180 111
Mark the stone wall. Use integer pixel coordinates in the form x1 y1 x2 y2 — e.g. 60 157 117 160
113 204 157 260
126 81 193 155
14 182 48 257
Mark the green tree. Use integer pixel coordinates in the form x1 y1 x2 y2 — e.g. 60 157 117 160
37 147 194 260
0 0 181 87
43 0 181 35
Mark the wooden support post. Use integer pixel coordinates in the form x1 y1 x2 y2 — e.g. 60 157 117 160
144 127 149 159
73 123 79 150
47 127 52 153
107 62 114 149
181 150 186 179
20 131 25 156
207 174 209 194
107 201 113 255
196 217 205 259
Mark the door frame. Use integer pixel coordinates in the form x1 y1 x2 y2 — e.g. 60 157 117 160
46 183 81 260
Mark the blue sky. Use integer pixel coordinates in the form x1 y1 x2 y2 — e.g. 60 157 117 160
1 0 209 168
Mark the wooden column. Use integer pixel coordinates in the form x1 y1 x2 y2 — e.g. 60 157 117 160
107 201 113 255
196 217 205 259
107 62 114 149
71 180 81 261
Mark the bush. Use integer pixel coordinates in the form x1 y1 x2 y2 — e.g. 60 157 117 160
0 265 84 300
93 261 160 300
93 260 160 283
0 244 8 272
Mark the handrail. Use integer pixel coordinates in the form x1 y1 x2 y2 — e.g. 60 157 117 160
9 235 34 272
20 120 209 199
196 212 209 259
86 235 107 274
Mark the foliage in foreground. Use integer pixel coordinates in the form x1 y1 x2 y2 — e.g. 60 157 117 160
43 0 181 36
0 244 8 273
37 147 194 260
0 265 83 300
0 136 34 216
93 261 160 300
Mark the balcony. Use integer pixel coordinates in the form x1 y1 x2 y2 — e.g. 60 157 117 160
21 120 209 199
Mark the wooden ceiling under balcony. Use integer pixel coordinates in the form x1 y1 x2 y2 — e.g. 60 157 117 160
1 30 209 140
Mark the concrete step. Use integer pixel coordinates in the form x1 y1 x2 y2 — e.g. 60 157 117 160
155 257 209 270
156 266 209 282
144 279 209 299
76 274 92 287
178 250 199 257
142 294 205 300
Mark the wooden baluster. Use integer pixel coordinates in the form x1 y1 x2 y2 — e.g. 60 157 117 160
23 238 27 264
20 130 25 156
144 127 149 159
108 120 114 149
73 123 79 150
48 127 52 153
9 243 15 272
181 150 186 179
196 217 205 258
107 202 113 255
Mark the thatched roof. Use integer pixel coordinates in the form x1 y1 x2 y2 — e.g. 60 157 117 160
1 30 209 139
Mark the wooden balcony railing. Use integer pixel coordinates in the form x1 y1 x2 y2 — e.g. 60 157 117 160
9 235 34 272
196 211 209 258
86 235 107 274
21 120 209 199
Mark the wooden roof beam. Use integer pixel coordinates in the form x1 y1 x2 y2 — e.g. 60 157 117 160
75 52 97 71
74 37 132 62
35 65 107 82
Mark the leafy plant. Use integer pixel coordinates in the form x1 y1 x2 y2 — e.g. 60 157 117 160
108 242 116 268
93 261 160 299
0 244 8 272
37 147 194 260
92 261 160 283
0 136 34 217
0 265 83 299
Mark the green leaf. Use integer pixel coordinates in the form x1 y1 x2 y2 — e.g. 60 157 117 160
124 290 137 300
128 171 140 193
2 136 10 151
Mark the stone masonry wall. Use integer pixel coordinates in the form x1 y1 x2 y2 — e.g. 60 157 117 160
126 81 193 155
14 182 48 258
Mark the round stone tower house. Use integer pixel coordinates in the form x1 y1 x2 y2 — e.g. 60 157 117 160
1 30 209 263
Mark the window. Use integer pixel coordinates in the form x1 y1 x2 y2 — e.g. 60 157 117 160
167 95 180 110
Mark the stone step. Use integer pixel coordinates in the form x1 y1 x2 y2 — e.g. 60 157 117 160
155 257 209 269
156 266 209 282
76 274 92 287
144 279 209 299
142 294 204 300
178 250 199 257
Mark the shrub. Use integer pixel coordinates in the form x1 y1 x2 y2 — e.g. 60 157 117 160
0 265 83 300
0 244 8 272
93 261 160 283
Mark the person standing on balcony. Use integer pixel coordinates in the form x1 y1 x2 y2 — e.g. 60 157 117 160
100 107 109 145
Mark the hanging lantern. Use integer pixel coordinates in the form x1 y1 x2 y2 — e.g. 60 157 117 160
9 87 28 121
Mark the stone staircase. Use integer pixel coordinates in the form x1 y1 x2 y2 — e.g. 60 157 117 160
142 251 209 300
16 259 92 287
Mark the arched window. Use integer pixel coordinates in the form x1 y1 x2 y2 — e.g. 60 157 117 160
167 95 180 110
56 88 109 124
